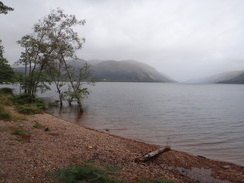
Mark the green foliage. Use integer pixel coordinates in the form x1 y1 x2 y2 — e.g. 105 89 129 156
15 104 42 115
16 8 86 97
10 126 30 142
12 94 44 114
11 127 25 136
62 63 94 111
0 88 13 95
0 1 14 14
12 94 44 107
47 161 174 183
0 89 13 120
33 121 43 129
0 58 15 84
0 89 13 106
0 41 15 84
15 137 24 142
16 9 93 110
33 121 50 132
47 161 125 183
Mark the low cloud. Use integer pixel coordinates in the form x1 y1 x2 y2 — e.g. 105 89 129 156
1 0 244 81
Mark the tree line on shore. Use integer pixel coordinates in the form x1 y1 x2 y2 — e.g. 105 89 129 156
0 3 93 112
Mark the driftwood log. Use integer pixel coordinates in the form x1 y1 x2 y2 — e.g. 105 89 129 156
135 146 171 162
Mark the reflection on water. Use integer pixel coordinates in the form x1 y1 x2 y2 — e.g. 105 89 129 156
49 106 84 124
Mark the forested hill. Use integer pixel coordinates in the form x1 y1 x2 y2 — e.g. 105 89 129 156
13 59 175 82
193 70 244 84
68 59 174 82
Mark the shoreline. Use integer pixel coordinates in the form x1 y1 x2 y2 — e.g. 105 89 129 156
51 111 244 167
0 113 243 183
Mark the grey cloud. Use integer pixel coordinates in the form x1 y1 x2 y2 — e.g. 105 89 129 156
0 0 244 81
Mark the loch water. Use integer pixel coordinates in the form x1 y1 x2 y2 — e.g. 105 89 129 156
45 82 244 166
4 82 243 166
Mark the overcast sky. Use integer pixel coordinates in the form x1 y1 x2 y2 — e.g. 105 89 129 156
1 0 244 81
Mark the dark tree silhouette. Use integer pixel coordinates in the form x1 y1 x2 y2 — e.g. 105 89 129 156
0 1 14 14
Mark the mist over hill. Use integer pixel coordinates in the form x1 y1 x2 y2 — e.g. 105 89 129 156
13 59 174 82
87 59 173 82
190 70 244 84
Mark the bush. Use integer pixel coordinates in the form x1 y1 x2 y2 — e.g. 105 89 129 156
12 94 44 106
0 88 13 95
12 94 45 114
0 88 13 106
47 162 125 183
47 161 174 183
16 104 43 115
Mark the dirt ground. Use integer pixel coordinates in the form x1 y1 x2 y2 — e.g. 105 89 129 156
0 113 243 183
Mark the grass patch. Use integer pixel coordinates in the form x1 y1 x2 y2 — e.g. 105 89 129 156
15 104 43 115
33 121 43 128
15 137 24 142
12 94 45 115
0 88 14 106
0 90 43 120
33 121 50 132
47 161 124 183
10 126 31 142
11 127 26 136
5 106 27 121
47 160 174 183
0 88 14 121
0 105 13 121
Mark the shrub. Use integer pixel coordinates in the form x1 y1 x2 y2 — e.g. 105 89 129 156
0 88 13 106
47 161 125 183
47 161 174 183
12 94 45 114
16 104 43 115
0 88 13 95
12 94 44 107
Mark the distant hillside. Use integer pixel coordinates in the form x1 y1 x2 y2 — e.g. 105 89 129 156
88 59 173 82
13 59 174 83
194 70 244 84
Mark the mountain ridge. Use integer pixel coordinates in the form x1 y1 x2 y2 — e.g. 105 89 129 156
191 70 244 84
67 59 174 82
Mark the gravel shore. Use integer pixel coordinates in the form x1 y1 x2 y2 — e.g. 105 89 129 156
0 113 243 183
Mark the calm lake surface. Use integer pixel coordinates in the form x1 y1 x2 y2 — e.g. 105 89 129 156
44 82 244 166
4 82 243 166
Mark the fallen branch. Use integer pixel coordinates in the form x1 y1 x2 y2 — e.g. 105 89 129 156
135 146 171 162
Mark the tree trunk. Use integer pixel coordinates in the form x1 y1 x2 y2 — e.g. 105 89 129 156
77 99 83 112
135 146 171 162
